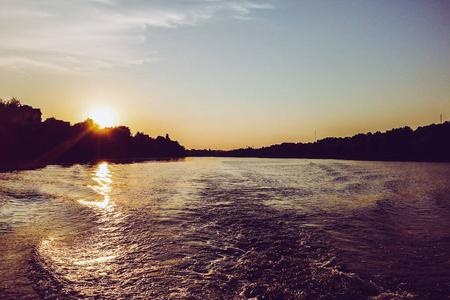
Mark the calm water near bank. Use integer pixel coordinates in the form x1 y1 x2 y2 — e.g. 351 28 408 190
1 158 449 299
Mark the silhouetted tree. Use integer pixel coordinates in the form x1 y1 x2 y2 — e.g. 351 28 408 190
0 100 186 170
188 122 450 162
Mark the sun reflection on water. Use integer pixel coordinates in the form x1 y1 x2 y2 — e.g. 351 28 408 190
78 162 113 210
37 161 126 293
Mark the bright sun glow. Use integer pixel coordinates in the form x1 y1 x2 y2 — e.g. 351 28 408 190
88 108 115 129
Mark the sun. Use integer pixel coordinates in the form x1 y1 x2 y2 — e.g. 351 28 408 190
88 108 116 129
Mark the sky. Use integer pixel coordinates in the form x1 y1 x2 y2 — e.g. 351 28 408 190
1 0 449 150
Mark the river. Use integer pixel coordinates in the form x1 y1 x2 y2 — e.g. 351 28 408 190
1 158 449 299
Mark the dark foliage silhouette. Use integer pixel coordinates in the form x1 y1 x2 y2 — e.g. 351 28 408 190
0 98 185 170
189 123 450 162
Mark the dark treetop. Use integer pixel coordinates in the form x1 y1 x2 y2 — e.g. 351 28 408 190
189 122 450 162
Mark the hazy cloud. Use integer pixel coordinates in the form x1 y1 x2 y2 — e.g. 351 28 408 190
0 0 274 73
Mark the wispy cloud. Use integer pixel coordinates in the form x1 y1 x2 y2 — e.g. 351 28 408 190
0 0 274 73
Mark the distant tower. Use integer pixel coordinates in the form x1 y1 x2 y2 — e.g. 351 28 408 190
440 114 443 124
315 130 317 142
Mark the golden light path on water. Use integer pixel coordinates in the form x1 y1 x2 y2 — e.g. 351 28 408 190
38 162 125 283
78 162 112 210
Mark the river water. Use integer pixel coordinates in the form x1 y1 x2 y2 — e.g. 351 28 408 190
0 158 449 299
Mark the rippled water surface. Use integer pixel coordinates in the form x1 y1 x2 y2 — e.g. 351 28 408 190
1 158 449 299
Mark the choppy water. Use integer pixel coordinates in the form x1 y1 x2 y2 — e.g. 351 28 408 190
1 158 449 299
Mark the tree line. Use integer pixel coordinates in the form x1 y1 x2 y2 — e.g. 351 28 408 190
0 98 186 170
2 98 449 169
189 122 450 162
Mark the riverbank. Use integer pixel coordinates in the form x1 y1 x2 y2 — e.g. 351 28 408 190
189 122 450 163
0 157 186 172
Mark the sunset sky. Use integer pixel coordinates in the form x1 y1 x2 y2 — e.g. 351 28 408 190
1 0 449 150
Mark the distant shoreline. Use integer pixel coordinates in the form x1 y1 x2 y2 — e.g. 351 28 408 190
2 155 449 173
0 157 187 172
187 154 450 163
188 121 450 163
